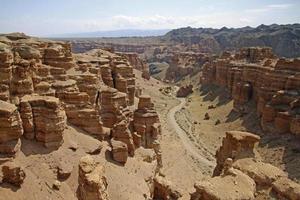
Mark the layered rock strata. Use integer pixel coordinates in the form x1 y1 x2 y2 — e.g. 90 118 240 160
165 52 209 82
0 100 23 156
0 33 163 170
201 47 300 135
19 95 66 147
134 95 161 149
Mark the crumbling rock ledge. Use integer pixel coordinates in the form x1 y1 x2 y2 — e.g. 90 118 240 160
191 131 300 200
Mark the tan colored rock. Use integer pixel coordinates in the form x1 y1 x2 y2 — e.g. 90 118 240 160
166 52 208 82
111 120 135 156
153 176 182 200
233 158 287 186
78 155 109 200
100 65 114 87
44 42 75 70
272 177 300 200
201 48 300 136
119 52 147 71
0 43 13 101
100 87 129 128
191 168 256 200
19 95 66 147
0 100 23 156
57 161 73 180
53 80 105 138
134 95 161 148
142 70 150 80
110 139 128 164
213 131 260 176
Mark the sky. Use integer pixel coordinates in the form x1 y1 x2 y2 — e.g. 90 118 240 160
0 0 299 36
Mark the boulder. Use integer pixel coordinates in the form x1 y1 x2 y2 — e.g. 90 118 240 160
110 139 128 164
1 162 26 186
176 85 193 97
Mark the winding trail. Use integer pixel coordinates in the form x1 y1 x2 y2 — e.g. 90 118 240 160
167 98 214 167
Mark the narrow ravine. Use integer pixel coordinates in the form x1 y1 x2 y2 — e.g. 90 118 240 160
167 97 215 168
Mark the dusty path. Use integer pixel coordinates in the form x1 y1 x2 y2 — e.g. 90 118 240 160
167 97 214 168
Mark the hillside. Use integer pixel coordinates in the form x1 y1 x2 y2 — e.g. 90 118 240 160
163 24 300 57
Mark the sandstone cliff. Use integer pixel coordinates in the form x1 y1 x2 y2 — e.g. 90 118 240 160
201 47 300 136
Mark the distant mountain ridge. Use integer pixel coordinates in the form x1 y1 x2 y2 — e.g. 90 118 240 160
48 29 170 38
162 24 300 58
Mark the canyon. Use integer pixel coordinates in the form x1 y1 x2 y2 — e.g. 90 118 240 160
0 26 300 200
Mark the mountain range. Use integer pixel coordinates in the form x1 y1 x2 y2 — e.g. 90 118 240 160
163 24 300 57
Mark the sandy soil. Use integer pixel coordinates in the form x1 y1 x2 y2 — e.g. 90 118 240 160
175 78 300 184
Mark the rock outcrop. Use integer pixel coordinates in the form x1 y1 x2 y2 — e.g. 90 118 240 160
191 130 300 200
165 52 209 82
1 162 26 186
153 176 182 200
213 131 260 176
134 95 161 149
191 164 256 200
110 139 128 164
0 100 23 156
78 155 109 200
19 95 66 147
201 47 300 135
176 85 193 97
111 120 135 157
118 52 147 71
0 34 164 199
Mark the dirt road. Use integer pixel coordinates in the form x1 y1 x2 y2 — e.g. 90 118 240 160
167 97 215 168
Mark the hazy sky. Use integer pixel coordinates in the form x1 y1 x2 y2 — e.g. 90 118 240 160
0 0 299 36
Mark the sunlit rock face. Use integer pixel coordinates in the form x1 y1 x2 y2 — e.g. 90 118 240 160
201 47 300 135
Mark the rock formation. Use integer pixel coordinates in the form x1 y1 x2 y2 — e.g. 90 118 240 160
165 52 209 82
118 52 147 71
134 95 161 149
201 47 300 135
213 131 260 176
176 85 193 97
191 164 256 200
111 120 135 157
152 176 182 200
110 139 128 164
19 95 66 147
0 100 23 156
78 155 109 200
191 130 300 200
0 162 26 186
0 33 164 199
